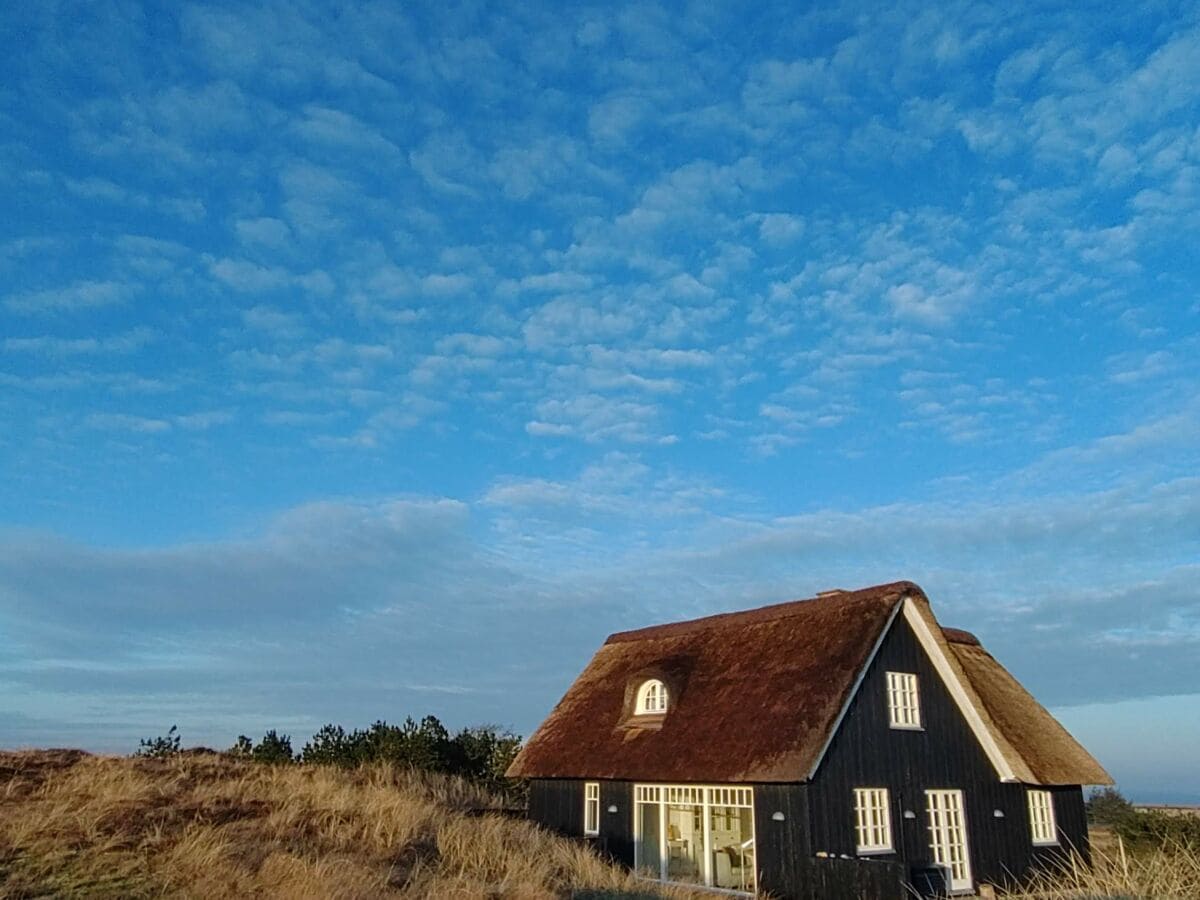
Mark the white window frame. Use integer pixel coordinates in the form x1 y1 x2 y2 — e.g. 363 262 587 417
886 671 922 729
1027 789 1058 846
635 679 668 715
633 783 755 895
853 788 894 854
584 781 600 836
926 789 974 893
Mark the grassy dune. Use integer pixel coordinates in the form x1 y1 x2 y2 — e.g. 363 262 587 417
0 750 703 899
2 749 1196 899
1007 836 1200 899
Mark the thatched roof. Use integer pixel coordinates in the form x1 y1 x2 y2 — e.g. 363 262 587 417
507 580 1111 786
947 634 1112 785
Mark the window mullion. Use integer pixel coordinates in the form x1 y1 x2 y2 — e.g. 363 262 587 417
702 788 713 887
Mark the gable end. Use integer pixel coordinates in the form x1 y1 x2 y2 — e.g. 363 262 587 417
806 594 1024 783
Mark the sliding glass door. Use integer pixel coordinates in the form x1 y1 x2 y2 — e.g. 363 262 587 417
634 785 756 894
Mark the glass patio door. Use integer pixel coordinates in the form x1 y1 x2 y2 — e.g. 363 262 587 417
925 789 973 893
633 785 755 894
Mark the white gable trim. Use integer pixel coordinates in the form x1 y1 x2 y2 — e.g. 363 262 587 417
901 597 1018 782
806 595 1018 783
805 599 903 780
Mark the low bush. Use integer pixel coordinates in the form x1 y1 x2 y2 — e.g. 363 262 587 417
1086 787 1200 854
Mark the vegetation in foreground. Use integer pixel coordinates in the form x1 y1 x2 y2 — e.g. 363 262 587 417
1005 839 1200 899
2 749 1197 899
0 749 704 899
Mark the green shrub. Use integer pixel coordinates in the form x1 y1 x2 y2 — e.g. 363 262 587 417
135 725 181 758
250 729 294 764
297 716 522 796
228 735 254 758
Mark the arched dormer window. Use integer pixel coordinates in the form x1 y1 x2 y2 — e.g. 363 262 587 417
635 679 669 715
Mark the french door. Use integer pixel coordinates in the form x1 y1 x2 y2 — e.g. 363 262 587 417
925 789 973 893
633 785 756 893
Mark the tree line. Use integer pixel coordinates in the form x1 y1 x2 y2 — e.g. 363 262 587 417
136 716 522 794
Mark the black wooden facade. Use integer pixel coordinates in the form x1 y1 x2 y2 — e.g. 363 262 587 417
525 614 1091 900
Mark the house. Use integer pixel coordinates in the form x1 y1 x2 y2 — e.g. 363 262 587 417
506 581 1112 899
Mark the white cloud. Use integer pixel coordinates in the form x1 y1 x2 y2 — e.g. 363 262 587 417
5 280 131 314
235 217 293 249
85 413 172 433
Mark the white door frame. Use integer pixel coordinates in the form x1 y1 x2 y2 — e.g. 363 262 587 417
632 785 756 894
925 789 973 893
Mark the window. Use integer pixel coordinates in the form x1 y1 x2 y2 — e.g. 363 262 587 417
634 784 755 892
886 671 921 728
584 782 600 835
854 788 894 854
1027 789 1057 845
635 679 669 715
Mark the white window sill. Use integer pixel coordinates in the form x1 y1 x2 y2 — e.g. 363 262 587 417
856 847 895 856
888 724 924 731
1032 839 1060 847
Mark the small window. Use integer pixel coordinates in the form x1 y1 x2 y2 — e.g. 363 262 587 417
1028 789 1057 845
584 782 600 835
854 788 893 854
886 671 921 729
635 679 668 715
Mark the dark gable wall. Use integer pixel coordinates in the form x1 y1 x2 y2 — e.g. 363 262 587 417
808 614 1090 889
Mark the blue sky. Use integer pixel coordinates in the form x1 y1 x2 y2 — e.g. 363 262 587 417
1 1 1198 801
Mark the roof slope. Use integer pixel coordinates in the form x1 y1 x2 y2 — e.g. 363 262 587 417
509 579 1113 787
506 581 913 783
947 633 1113 786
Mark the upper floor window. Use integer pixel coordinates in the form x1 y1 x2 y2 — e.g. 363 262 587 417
584 781 600 835
886 671 921 729
635 679 669 715
1027 789 1058 845
853 787 894 854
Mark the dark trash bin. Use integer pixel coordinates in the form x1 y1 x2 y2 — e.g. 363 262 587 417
909 864 949 898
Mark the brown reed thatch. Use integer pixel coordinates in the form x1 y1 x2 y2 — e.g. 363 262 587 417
508 580 1110 787
948 637 1112 785
508 581 912 782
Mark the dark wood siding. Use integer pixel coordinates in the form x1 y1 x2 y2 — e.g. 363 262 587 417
599 780 635 866
528 778 583 838
754 784 812 900
1035 786 1090 868
527 779 637 866
808 615 1090 891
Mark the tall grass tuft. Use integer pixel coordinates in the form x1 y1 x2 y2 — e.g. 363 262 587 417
1002 837 1200 899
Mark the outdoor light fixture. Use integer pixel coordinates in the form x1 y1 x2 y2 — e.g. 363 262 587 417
771 811 786 821
903 810 917 819
607 804 619 814
993 809 1005 818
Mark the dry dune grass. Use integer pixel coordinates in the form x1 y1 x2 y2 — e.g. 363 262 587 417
0 750 707 899
1001 839 1200 900
5 750 1196 899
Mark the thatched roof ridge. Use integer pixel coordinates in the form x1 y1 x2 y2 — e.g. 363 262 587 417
507 580 1111 787
507 581 914 783
941 627 981 646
